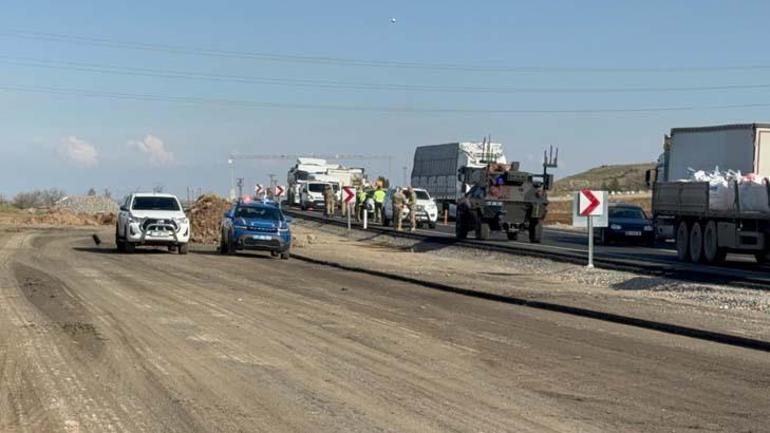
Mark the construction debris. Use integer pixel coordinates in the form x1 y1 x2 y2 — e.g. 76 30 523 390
55 196 119 214
189 194 231 244
4 208 116 226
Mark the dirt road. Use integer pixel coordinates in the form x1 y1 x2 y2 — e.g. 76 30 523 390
1 228 768 432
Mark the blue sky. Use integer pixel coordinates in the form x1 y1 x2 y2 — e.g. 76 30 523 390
2 0 770 197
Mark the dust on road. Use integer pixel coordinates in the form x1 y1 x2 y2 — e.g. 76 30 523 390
0 227 768 432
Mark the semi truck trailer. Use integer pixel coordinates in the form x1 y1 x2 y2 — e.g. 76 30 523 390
648 123 770 264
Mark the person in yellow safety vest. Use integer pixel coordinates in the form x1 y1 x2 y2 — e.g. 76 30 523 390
373 186 386 223
356 189 367 222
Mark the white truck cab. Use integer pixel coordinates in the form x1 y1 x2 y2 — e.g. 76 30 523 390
116 193 190 254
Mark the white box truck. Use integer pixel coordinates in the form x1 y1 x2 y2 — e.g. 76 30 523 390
649 123 770 264
411 141 506 216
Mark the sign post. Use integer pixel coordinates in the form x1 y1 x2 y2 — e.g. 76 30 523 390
342 186 356 231
574 189 607 269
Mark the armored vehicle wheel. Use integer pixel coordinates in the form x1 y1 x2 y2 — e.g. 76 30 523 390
475 222 490 240
529 219 543 243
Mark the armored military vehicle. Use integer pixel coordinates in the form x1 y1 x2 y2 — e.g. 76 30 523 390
455 148 557 243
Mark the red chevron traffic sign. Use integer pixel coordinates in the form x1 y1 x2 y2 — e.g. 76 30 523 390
342 186 356 204
274 185 285 197
579 189 604 216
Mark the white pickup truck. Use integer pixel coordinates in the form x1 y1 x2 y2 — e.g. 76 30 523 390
116 193 191 254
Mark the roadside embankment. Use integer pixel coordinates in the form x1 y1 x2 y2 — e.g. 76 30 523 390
291 220 770 342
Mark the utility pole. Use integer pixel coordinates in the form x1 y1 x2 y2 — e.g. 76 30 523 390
236 178 244 198
268 174 277 188
228 158 235 200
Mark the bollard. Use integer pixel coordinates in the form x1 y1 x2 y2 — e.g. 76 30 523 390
443 209 448 225
587 215 594 269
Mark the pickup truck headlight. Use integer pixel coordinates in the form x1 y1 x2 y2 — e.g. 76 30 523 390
129 215 143 223
644 225 654 231
174 216 189 225
610 224 622 230
234 225 249 230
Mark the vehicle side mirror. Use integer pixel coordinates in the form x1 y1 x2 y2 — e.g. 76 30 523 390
119 205 127 212
644 169 654 187
285 216 294 223
224 210 233 219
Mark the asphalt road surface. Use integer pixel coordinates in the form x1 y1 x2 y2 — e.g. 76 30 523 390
1 228 768 432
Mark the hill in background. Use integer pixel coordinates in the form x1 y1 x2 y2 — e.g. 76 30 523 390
552 162 655 195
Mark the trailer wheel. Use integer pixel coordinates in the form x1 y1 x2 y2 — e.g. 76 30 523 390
689 222 704 263
676 221 690 262
703 220 725 264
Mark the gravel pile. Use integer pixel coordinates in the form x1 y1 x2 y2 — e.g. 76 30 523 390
56 196 119 214
190 194 231 244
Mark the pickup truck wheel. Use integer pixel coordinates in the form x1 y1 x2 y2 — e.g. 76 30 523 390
280 251 291 260
178 243 189 255
219 237 228 255
428 221 436 229
124 242 135 253
703 220 725 264
529 219 543 243
689 222 704 263
115 226 125 252
675 221 690 261
270 251 279 257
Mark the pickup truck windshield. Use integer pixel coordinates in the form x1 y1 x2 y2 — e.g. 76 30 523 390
415 190 430 200
236 206 283 220
132 197 180 211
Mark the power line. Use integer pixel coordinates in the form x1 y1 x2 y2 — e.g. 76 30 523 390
1 82 770 114
3 28 770 73
2 55 770 94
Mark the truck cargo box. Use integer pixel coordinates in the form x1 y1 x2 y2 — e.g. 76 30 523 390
411 142 506 203
666 124 770 181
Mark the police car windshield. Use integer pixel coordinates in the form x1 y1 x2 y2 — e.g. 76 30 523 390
236 206 283 220
308 183 326 193
132 197 180 211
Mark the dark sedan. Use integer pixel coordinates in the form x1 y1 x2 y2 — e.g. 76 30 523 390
595 203 654 246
